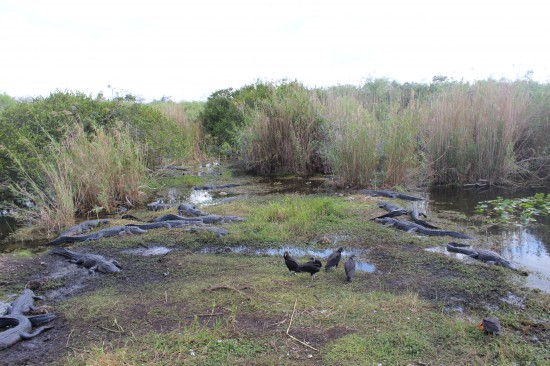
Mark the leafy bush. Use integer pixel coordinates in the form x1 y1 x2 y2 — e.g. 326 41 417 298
0 91 186 183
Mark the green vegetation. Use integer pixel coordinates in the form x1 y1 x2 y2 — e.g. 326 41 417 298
199 78 550 187
1 186 548 365
476 193 550 223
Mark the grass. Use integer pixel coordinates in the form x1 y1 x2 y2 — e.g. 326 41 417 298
1 185 548 365
53 251 547 365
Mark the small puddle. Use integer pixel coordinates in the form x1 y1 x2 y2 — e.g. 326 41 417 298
124 246 173 256
189 190 213 204
198 245 376 273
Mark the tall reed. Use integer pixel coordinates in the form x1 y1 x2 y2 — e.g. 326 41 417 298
425 81 530 184
316 86 423 187
8 122 147 235
151 102 202 161
239 84 326 174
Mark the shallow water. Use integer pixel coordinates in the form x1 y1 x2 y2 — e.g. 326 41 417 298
198 245 376 273
428 186 550 294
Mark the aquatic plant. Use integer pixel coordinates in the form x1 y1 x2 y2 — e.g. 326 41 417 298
475 193 550 223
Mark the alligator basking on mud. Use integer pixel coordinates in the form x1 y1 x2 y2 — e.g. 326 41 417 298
151 214 204 223
147 201 174 211
371 201 409 220
46 225 147 245
410 207 439 229
185 226 230 237
446 243 526 274
59 219 112 237
375 217 474 239
178 203 210 216
49 247 122 273
359 189 423 201
6 289 43 315
0 313 56 350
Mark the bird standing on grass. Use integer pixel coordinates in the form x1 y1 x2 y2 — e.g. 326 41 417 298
298 260 321 278
344 255 356 282
325 248 344 271
479 317 501 335
283 251 301 275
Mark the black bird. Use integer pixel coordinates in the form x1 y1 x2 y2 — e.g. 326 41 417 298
298 261 321 277
344 255 356 282
283 251 301 275
306 257 322 268
325 248 344 271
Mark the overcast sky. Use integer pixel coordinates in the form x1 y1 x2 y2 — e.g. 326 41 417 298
1 0 549 102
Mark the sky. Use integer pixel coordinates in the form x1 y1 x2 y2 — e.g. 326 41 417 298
1 0 549 102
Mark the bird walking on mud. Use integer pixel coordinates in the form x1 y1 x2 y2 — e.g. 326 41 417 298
325 248 344 271
344 255 356 282
283 251 301 275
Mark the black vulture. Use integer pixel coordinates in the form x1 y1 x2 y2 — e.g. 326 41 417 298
325 247 344 271
479 317 501 335
283 251 301 275
344 255 356 281
306 257 322 268
298 261 321 277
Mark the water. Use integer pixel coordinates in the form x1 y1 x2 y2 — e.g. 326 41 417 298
198 245 376 273
428 186 550 293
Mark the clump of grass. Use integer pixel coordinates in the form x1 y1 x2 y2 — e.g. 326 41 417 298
9 122 147 235
151 101 203 161
235 194 348 243
425 80 530 184
239 83 327 175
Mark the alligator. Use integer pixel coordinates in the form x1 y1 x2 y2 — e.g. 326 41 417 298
125 221 173 230
6 289 44 315
200 214 245 224
446 243 526 274
147 201 173 211
46 225 147 245
49 247 122 273
178 203 209 217
375 217 474 239
193 183 241 190
371 201 409 220
151 214 204 223
359 189 423 201
185 226 229 237
0 313 56 350
410 207 439 229
59 219 112 236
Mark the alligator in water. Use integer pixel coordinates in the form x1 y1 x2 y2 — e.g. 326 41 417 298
375 217 474 239
59 219 112 237
6 289 43 315
446 243 526 274
49 248 122 273
409 207 439 229
46 225 147 245
0 313 56 350
178 203 209 217
359 189 423 201
193 183 241 190
371 201 409 220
